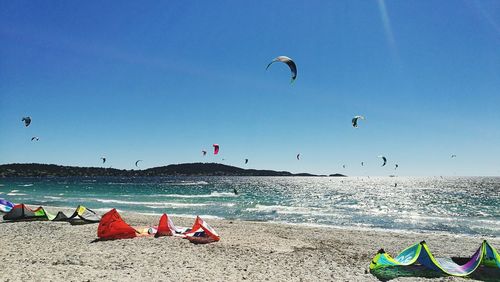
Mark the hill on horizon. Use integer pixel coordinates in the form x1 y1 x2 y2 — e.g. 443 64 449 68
0 163 345 178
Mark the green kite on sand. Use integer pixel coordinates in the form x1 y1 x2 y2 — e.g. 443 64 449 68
3 204 55 221
370 240 500 277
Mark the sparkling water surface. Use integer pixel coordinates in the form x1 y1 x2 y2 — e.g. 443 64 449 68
1 176 498 237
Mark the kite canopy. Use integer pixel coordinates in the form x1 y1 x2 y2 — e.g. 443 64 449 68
52 211 69 221
67 205 101 225
31 137 39 141
22 117 31 127
266 56 297 83
202 150 207 156
297 154 300 160
245 158 248 164
184 216 221 244
152 213 188 238
97 209 138 240
135 160 142 167
0 198 15 213
100 157 106 164
154 214 174 237
3 204 55 221
370 240 500 277
213 144 220 155
96 210 219 243
378 156 387 167
352 115 365 128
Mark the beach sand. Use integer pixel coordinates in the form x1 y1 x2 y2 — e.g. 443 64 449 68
0 208 498 281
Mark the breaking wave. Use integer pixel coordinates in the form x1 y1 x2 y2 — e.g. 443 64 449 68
162 181 209 186
151 191 236 198
94 198 208 208
7 191 27 196
44 196 62 200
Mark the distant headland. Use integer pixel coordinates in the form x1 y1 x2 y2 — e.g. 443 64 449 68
0 163 347 178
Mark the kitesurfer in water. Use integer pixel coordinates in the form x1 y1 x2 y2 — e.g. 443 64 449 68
233 188 238 195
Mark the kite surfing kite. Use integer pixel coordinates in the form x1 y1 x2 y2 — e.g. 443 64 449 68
361 162 364 167
0 199 15 213
266 56 297 83
135 160 142 167
97 209 220 244
370 240 500 277
22 117 31 127
245 158 248 164
31 137 39 141
378 156 387 167
296 154 300 160
100 157 106 164
395 164 399 170
213 144 219 155
202 150 207 156
343 164 346 169
352 115 365 128
451 154 457 158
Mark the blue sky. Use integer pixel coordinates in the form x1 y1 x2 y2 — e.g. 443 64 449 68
1 1 499 176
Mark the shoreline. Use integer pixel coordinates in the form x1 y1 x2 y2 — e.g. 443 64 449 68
5 203 500 240
1 205 498 281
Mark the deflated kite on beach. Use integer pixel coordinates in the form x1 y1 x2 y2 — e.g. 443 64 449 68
183 216 220 244
3 204 55 221
97 209 220 243
53 205 101 224
151 213 189 237
0 198 15 213
370 240 500 277
97 209 141 240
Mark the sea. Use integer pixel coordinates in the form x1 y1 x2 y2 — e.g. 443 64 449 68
0 176 498 237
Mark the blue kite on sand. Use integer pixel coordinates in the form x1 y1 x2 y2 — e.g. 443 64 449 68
0 198 15 213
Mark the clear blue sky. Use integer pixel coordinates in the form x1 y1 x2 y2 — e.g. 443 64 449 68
1 1 499 176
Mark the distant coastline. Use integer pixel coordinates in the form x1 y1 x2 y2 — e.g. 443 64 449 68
0 163 346 178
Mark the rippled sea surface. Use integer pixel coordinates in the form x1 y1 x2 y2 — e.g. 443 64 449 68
1 176 498 237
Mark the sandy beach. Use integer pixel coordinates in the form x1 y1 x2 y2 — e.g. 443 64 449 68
0 207 498 282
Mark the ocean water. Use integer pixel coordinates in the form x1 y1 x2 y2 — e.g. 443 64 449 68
0 176 498 237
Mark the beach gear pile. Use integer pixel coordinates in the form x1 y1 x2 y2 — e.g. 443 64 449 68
97 209 220 244
370 240 500 277
0 199 220 244
2 203 100 224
